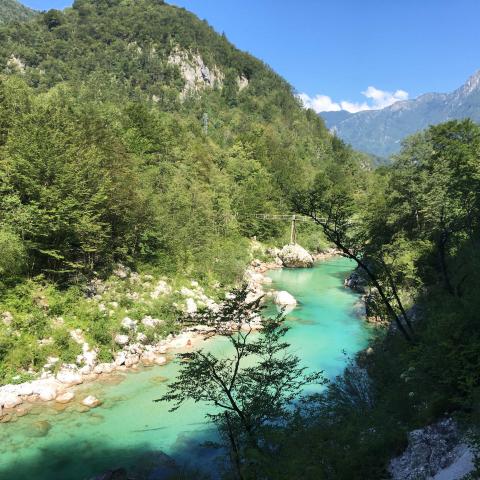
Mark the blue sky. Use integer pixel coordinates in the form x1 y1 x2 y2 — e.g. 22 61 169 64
20 0 480 112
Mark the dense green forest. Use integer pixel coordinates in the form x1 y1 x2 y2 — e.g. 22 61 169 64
1 1 480 479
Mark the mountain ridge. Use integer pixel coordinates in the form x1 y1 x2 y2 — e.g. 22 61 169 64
0 0 36 25
321 70 480 158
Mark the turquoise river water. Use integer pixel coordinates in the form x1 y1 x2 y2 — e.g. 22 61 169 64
0 257 370 480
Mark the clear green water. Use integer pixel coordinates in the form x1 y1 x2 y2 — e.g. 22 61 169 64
0 257 369 480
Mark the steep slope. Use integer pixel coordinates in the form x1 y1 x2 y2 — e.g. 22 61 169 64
321 70 480 158
0 0 36 25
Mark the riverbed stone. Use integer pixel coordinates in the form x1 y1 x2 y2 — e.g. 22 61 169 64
124 354 140 368
0 393 22 409
154 355 167 366
30 420 52 437
273 290 297 306
56 369 83 386
115 351 127 366
82 395 101 408
56 392 75 404
35 384 58 402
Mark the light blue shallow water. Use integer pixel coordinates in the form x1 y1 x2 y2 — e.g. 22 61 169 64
0 257 369 480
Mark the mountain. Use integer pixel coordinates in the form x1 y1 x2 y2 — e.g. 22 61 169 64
0 0 36 25
0 0 356 286
321 70 480 158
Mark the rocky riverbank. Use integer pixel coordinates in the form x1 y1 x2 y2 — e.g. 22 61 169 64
0 242 335 423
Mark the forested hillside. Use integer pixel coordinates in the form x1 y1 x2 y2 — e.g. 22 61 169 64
0 0 36 25
0 0 366 382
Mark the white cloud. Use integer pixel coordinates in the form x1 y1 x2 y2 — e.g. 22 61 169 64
298 86 409 113
297 93 341 112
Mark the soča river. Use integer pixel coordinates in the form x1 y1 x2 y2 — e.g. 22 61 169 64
0 257 370 480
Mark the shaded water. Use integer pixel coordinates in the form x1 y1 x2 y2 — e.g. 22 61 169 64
0 257 369 479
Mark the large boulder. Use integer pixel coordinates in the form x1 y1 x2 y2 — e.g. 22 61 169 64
0 393 22 409
34 383 58 402
56 369 83 386
278 244 314 268
273 291 297 306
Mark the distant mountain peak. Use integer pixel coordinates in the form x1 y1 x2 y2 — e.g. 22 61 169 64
321 69 480 159
456 69 480 96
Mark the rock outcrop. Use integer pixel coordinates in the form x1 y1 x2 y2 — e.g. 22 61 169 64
278 244 314 268
389 418 475 480
168 47 224 99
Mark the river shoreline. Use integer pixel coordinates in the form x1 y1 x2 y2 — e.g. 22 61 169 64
0 247 343 424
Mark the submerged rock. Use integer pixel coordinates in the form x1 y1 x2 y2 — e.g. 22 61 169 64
278 244 314 268
82 395 101 408
30 420 52 437
56 392 75 404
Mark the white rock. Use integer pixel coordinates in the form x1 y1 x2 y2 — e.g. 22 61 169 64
169 333 192 349
79 365 92 375
93 363 114 374
0 393 22 409
115 351 127 366
185 298 197 314
180 287 196 297
56 392 74 404
273 290 297 306
56 369 83 386
82 395 100 408
1 311 13 326
141 316 161 328
245 287 264 304
121 317 137 331
113 264 129 279
37 385 58 402
278 243 314 268
141 351 156 365
150 280 172 299
114 334 129 346
136 332 148 344
124 355 140 368
154 355 167 365
10 383 33 396
70 329 85 345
